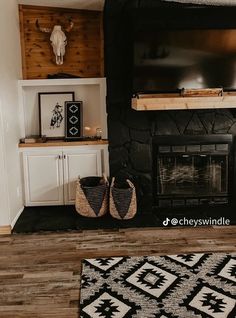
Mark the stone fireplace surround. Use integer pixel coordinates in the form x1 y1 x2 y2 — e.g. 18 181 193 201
104 0 236 219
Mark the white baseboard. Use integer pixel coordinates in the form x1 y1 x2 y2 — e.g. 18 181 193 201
11 206 24 230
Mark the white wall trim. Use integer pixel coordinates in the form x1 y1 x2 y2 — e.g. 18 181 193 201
0 98 11 225
11 206 24 230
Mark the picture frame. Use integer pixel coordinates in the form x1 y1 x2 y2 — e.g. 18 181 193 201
38 92 75 139
65 101 83 140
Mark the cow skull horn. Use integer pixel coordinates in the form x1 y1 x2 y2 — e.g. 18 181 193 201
35 19 52 33
65 18 74 33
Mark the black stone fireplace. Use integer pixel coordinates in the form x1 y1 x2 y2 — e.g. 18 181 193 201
153 135 233 208
104 0 236 222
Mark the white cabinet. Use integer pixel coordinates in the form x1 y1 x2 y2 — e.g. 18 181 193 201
23 150 64 206
22 146 107 207
63 149 102 204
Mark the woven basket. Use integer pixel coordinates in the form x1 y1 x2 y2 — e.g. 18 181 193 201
109 177 137 220
75 175 109 218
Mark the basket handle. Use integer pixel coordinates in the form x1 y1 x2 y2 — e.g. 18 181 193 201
111 177 115 187
126 179 135 189
111 178 135 189
102 173 109 185
76 175 81 186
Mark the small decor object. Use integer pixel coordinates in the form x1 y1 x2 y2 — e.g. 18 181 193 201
96 128 102 139
20 135 46 144
65 101 83 140
36 19 74 65
47 73 81 79
109 178 137 220
181 88 223 97
39 92 74 139
84 126 92 137
75 175 109 218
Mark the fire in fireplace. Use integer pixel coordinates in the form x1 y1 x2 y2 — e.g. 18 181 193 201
153 135 233 208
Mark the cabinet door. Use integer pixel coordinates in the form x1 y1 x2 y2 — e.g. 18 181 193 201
23 151 64 206
64 149 102 204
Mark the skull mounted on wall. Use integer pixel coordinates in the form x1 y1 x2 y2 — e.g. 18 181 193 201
36 19 74 65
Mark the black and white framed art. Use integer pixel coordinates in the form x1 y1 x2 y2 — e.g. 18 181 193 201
39 92 75 139
65 101 83 140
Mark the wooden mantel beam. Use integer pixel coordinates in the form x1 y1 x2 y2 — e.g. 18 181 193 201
132 92 236 111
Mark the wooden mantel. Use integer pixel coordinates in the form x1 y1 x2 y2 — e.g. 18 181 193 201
132 91 236 111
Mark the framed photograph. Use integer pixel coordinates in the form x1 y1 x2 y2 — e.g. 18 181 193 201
39 92 75 139
65 101 83 140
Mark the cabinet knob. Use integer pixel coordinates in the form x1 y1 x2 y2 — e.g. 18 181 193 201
58 155 61 159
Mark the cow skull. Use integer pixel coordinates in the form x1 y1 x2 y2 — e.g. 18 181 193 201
36 19 74 65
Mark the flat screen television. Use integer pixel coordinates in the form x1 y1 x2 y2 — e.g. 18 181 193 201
133 29 236 94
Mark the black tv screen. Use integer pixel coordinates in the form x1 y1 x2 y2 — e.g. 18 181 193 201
133 29 236 93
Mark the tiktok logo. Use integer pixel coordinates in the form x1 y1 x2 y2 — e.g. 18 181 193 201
163 218 170 226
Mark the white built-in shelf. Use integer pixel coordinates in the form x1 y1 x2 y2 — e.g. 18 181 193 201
18 78 106 87
132 92 236 111
19 139 108 148
18 78 107 139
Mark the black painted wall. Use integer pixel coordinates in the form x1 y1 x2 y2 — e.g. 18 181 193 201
104 0 236 212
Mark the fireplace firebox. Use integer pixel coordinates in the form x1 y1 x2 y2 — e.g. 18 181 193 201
153 135 234 208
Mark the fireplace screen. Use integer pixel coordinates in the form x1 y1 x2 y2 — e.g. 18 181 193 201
158 154 228 196
154 137 232 207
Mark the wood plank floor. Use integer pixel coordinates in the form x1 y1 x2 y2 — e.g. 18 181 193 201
0 226 235 318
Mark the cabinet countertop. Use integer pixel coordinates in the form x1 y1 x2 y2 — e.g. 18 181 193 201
19 139 108 148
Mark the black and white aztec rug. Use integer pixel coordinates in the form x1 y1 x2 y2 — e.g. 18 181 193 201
80 253 236 318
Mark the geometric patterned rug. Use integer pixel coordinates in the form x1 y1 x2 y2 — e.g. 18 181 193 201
80 253 236 318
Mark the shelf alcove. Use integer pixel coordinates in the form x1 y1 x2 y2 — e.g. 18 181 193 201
18 78 107 139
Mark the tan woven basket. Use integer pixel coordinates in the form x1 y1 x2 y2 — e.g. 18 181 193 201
75 175 109 218
109 177 137 220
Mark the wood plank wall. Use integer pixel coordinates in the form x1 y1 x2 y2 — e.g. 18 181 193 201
19 5 103 79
